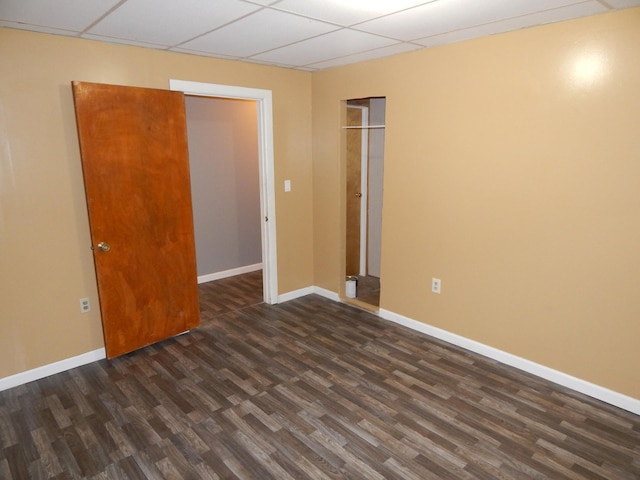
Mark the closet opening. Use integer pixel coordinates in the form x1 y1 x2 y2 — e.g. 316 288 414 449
344 97 386 309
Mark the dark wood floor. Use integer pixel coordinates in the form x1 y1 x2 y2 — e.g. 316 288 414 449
1 271 639 479
197 270 264 320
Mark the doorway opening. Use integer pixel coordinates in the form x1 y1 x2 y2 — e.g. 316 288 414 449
344 97 386 309
184 96 262 284
170 80 278 304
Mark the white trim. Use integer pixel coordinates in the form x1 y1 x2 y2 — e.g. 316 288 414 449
3 297 638 414
276 287 640 414
277 285 341 303
277 286 316 303
197 263 263 284
347 105 369 277
378 308 640 415
359 108 369 276
169 79 278 305
0 348 106 392
313 286 341 302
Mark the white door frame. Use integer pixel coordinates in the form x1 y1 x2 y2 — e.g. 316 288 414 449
346 104 369 276
358 107 369 276
170 79 278 304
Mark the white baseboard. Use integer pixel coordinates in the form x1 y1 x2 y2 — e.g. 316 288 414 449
378 308 640 416
3 289 638 415
0 348 106 393
277 285 341 303
277 285 640 414
312 286 341 302
198 263 262 284
277 286 315 303
0 284 327 392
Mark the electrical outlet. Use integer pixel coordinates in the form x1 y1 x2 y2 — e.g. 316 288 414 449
431 278 441 294
80 298 91 313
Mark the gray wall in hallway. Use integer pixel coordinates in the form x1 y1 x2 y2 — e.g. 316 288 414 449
185 96 262 277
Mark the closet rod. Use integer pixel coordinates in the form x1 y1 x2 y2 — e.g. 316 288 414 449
341 125 386 129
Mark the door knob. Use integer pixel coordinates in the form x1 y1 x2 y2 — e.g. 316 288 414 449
97 242 111 252
355 192 362 198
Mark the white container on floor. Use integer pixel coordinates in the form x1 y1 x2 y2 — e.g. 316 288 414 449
345 277 357 298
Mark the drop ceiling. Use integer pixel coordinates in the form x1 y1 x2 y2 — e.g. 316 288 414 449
1 0 638 71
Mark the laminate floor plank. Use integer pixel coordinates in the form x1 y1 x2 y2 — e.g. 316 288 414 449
1 271 639 478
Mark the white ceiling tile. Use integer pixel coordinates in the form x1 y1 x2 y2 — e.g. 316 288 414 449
250 28 397 66
603 0 640 7
307 42 423 70
180 9 338 57
2 0 634 71
0 0 121 31
356 0 593 41
272 0 434 26
87 0 261 46
414 1 609 47
244 0 281 5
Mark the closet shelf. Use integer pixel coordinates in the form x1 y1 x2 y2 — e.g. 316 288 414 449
342 125 385 129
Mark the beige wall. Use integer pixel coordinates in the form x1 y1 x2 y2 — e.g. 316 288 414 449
0 29 314 379
2 8 639 402
312 8 640 399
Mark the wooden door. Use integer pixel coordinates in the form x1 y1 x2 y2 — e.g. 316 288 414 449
346 106 363 276
72 81 200 358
